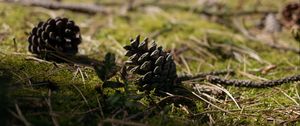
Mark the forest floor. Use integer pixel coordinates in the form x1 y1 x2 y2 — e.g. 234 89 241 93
0 0 299 125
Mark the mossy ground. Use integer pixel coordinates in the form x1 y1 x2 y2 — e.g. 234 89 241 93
0 0 299 125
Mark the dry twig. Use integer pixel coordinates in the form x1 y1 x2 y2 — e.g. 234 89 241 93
207 74 300 88
8 104 32 126
2 0 109 14
178 69 234 82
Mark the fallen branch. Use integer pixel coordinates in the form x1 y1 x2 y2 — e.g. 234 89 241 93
80 0 275 17
1 0 110 14
206 74 300 88
178 69 234 82
136 2 278 17
1 0 278 17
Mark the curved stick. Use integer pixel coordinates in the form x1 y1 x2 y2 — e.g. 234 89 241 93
177 69 234 82
206 74 300 88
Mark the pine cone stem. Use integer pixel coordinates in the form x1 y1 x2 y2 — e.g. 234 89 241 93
206 74 300 87
177 69 234 82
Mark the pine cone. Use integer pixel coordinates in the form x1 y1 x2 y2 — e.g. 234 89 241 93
124 35 177 92
281 2 300 27
28 17 81 60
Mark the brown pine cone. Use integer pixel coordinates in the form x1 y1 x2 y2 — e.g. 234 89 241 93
124 35 177 92
281 2 300 27
28 17 81 61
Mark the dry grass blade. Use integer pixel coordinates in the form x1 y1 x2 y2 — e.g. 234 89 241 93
191 92 232 114
72 68 79 81
260 65 277 75
275 87 299 106
194 85 223 103
238 70 268 81
179 55 191 74
45 90 59 126
78 67 86 88
295 85 300 102
186 39 218 60
8 104 32 126
230 45 264 63
96 96 104 119
205 83 241 109
72 84 91 109
25 56 54 64
191 35 264 63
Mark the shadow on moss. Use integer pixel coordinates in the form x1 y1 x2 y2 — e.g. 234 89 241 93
0 69 12 126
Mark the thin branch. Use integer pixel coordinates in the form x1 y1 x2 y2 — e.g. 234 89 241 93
72 84 91 109
136 2 278 17
178 69 234 82
9 104 32 126
2 0 109 14
1 0 277 17
45 90 60 126
275 87 299 106
206 74 300 88
205 83 241 109
191 92 232 114
96 96 104 119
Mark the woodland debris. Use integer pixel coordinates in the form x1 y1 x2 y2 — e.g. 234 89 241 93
207 74 300 88
1 0 278 17
178 69 234 82
134 1 278 17
232 18 300 54
2 0 110 14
